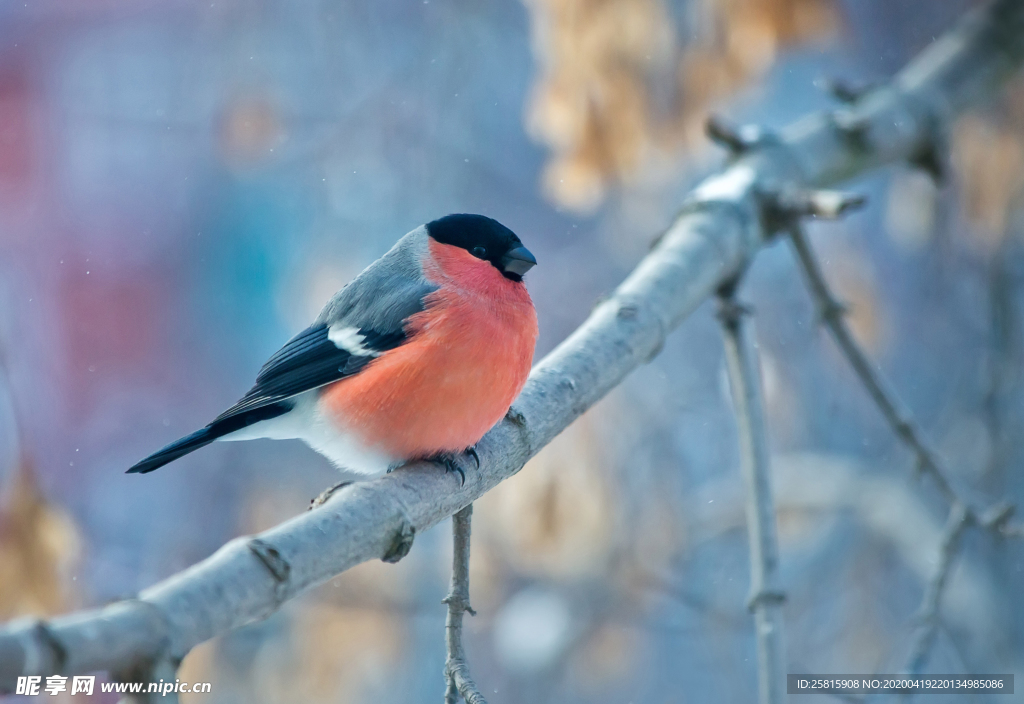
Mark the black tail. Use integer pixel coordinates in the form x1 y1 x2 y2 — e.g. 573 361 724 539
126 403 292 474
127 427 219 474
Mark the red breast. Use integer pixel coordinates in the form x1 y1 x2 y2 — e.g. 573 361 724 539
319 238 538 459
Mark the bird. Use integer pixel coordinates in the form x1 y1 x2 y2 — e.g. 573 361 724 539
127 214 538 480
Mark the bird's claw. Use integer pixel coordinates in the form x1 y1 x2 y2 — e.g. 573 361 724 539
428 447 481 487
446 457 466 487
429 454 466 486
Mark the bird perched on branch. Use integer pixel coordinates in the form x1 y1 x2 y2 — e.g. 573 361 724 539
127 214 538 480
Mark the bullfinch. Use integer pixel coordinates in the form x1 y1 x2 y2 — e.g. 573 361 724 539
127 214 538 479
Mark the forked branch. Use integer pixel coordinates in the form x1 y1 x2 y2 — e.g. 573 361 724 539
784 219 1022 676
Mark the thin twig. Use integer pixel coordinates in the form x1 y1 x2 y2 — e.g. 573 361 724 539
903 503 971 676
784 221 1023 675
787 222 1023 539
718 291 787 704
785 223 959 505
786 222 966 675
443 505 487 704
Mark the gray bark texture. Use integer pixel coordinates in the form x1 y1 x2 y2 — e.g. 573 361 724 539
1 0 1023 689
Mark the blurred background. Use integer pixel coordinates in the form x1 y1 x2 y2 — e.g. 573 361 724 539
1 0 1023 701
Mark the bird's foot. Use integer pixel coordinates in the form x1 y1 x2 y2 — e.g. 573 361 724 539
428 447 479 487
435 455 465 486
309 481 352 510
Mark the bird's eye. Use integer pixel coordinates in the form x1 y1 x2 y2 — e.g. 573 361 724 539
471 246 487 259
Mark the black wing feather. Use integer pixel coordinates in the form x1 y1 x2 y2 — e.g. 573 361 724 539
212 323 406 423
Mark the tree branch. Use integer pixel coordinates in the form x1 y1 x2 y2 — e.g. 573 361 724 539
443 505 486 704
903 503 970 676
785 222 1024 535
785 222 960 504
784 199 1024 679
2 0 1023 688
718 292 787 704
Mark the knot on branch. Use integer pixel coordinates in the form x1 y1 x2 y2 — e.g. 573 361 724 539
746 589 787 612
35 622 67 672
757 187 868 252
894 418 916 441
442 593 477 617
761 186 867 235
831 108 870 149
706 115 776 155
615 295 667 361
908 138 946 183
781 189 867 220
444 659 488 704
503 405 533 458
505 406 527 427
382 519 416 564
247 538 291 603
17 618 68 675
818 300 849 326
900 95 948 183
617 302 639 320
818 77 875 104
911 449 941 481
715 293 752 328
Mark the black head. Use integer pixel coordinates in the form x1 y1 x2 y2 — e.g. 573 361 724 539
426 213 537 281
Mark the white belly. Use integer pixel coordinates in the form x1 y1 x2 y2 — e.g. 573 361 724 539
217 391 397 476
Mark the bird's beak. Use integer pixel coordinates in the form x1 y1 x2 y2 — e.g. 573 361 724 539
501 246 537 276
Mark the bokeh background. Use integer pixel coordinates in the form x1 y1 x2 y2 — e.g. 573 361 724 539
1 0 1023 701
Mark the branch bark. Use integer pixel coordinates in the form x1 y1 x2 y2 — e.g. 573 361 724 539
2 0 1023 688
718 293 787 704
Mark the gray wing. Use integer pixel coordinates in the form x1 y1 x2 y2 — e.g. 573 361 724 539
213 228 436 423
